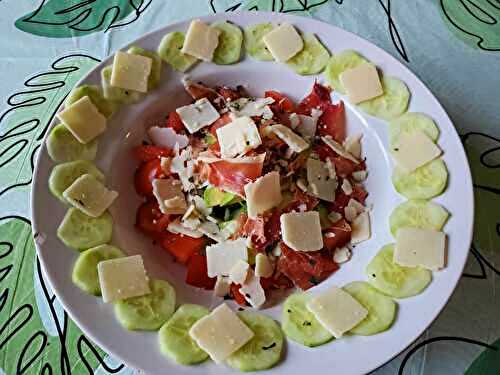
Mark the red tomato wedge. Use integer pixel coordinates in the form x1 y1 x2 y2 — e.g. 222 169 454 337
185 253 216 289
296 82 332 115
135 200 170 237
133 145 172 163
161 233 207 265
206 157 264 196
317 101 346 142
134 159 164 197
323 219 352 251
277 243 339 290
165 111 185 133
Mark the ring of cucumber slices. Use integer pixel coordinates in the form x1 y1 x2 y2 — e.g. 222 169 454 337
44 16 452 372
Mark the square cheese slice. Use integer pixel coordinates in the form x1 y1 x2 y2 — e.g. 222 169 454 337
216 116 262 158
97 255 150 303
394 228 446 270
280 211 323 252
306 285 368 338
340 63 383 104
63 174 118 218
270 124 309 153
176 98 220 134
351 211 371 244
307 158 337 202
262 23 304 62
229 260 249 285
111 51 152 93
392 131 442 172
181 19 221 62
57 96 106 144
189 303 254 363
214 276 231 297
244 171 282 219
152 178 186 215
206 238 248 277
255 253 274 278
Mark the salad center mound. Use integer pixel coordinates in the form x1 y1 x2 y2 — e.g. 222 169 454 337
133 79 371 307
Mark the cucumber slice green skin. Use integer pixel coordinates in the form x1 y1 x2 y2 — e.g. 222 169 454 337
115 279 176 331
49 160 104 203
389 199 450 236
157 32 198 72
158 304 210 365
393 159 449 200
324 50 369 94
57 208 113 251
287 33 330 75
127 46 163 90
65 85 119 119
281 293 333 347
101 66 143 104
358 77 410 120
227 312 284 372
389 112 440 148
46 124 98 163
366 244 432 298
244 23 275 61
343 281 397 335
72 245 124 295
213 21 243 65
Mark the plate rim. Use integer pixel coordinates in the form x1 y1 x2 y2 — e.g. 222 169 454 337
30 10 475 374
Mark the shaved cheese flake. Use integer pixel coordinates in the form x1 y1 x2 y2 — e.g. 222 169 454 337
167 219 203 238
160 157 171 174
244 171 282 219
181 19 221 62
347 198 365 214
333 246 352 263
206 238 248 277
240 269 266 308
351 212 371 244
341 179 353 195
262 23 304 62
280 211 323 252
216 116 262 158
229 97 274 119
152 178 186 215
255 253 274 278
392 131 442 172
340 63 383 104
352 170 368 182
148 126 189 149
344 206 358 222
270 124 309 153
229 260 250 285
394 228 446 270
296 114 318 139
214 276 231 297
306 158 337 202
344 134 362 159
176 98 220 134
322 135 359 164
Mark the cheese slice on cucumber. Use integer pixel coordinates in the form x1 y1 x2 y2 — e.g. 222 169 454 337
358 77 410 120
244 23 275 61
158 31 198 72
65 85 119 119
325 50 369 94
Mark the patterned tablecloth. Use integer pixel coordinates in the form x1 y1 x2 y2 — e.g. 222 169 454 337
0 1 499 374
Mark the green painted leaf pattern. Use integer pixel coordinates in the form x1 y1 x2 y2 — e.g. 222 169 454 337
15 0 152 38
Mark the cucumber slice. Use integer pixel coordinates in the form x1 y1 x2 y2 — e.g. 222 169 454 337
57 208 113 251
343 281 397 335
65 85 118 118
227 312 284 371
366 244 432 298
49 160 104 202
101 65 143 103
72 244 124 295
324 50 369 94
244 23 275 61
393 159 448 199
389 199 450 236
213 21 243 65
46 124 98 163
127 46 163 90
389 112 440 148
204 186 236 207
115 279 176 331
158 304 210 365
358 77 410 120
287 33 329 75
158 32 198 72
282 293 333 347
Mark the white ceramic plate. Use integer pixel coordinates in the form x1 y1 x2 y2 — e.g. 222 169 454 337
31 11 474 375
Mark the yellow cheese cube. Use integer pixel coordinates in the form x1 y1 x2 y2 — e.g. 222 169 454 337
111 51 152 93
57 96 106 144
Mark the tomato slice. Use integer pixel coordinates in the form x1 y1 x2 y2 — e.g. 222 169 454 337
323 219 352 251
135 200 170 237
161 233 207 265
185 253 216 290
317 101 346 142
134 159 164 197
296 82 332 115
265 90 296 113
165 111 185 133
133 145 172 163
230 283 247 307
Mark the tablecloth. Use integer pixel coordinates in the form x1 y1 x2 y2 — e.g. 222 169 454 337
0 1 498 374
